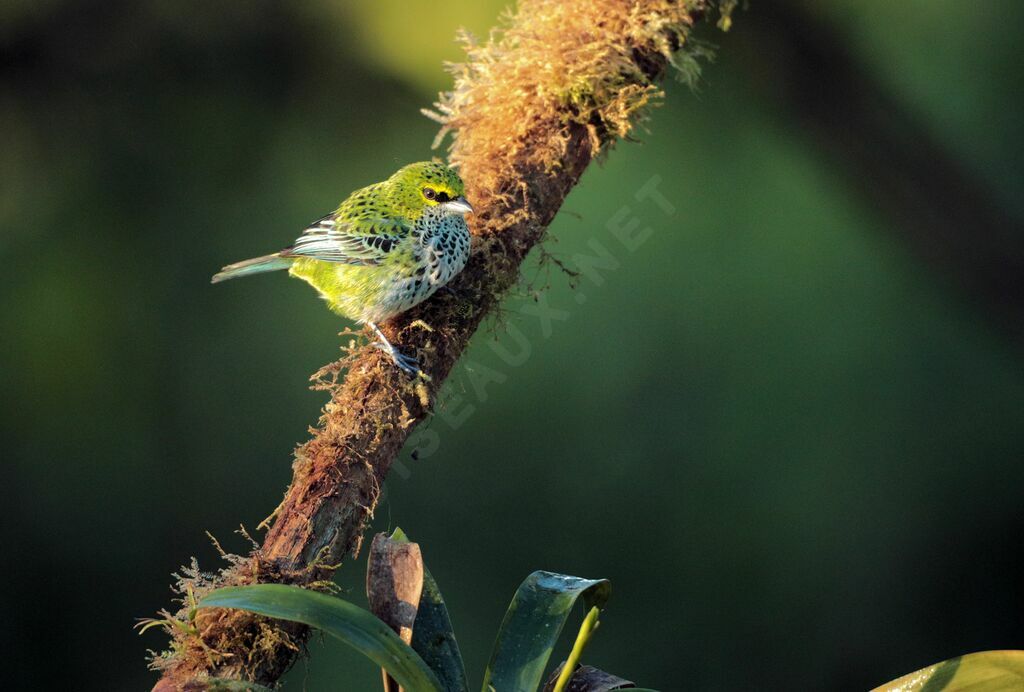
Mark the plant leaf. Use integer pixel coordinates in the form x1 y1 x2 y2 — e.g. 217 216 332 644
872 650 1024 691
543 663 637 692
198 584 442 692
481 571 611 692
412 567 471 692
390 527 470 692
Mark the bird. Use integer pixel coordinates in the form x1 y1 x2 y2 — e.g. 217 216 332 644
211 161 473 376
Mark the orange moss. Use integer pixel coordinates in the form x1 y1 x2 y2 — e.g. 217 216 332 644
425 0 710 231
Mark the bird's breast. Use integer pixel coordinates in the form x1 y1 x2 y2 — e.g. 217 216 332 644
414 212 471 285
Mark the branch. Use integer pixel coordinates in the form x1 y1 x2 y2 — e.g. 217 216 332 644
150 1 724 688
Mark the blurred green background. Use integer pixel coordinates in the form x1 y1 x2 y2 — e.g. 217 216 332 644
3 1 1023 690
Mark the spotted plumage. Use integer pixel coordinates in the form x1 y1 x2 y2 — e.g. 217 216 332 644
211 161 473 375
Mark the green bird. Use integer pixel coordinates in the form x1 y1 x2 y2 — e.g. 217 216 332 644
212 161 473 375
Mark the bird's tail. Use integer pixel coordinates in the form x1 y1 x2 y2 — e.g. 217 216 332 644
211 253 293 284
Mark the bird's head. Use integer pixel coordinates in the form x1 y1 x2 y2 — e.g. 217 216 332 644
386 161 474 220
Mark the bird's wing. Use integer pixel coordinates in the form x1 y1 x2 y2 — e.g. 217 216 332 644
281 214 409 265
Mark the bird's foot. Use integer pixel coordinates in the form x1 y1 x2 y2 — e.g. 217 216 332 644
368 322 425 379
374 341 422 376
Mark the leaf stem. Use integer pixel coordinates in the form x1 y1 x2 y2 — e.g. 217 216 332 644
552 607 601 692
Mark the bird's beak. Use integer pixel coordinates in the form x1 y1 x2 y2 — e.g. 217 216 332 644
444 196 474 215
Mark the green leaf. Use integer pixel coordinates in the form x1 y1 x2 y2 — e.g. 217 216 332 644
481 571 612 692
389 526 469 692
411 567 470 692
198 584 442 692
873 650 1024 691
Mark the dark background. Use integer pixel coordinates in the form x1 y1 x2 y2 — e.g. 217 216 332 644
3 1 1023 689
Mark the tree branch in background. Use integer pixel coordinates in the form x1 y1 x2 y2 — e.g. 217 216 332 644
736 1 1024 345
149 1 728 689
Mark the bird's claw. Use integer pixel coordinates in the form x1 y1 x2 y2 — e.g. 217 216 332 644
368 321 427 379
374 341 423 378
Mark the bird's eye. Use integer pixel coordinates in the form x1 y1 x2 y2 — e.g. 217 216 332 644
423 188 437 200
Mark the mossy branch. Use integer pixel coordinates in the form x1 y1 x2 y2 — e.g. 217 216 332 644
150 1 728 688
